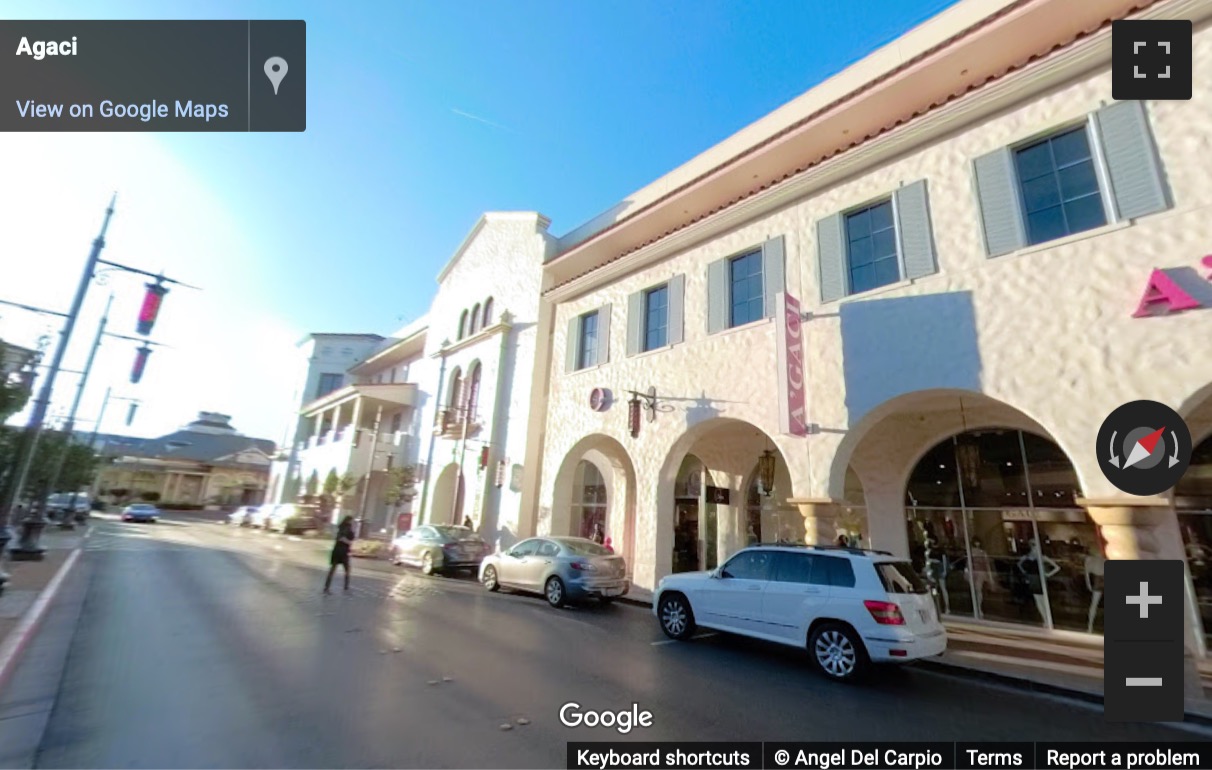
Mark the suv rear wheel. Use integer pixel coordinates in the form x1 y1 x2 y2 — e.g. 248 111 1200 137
809 622 869 682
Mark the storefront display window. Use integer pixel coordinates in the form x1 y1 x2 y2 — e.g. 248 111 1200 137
904 429 1098 633
572 460 607 540
1175 434 1212 647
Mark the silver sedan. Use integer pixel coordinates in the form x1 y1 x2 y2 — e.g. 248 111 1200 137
478 536 629 608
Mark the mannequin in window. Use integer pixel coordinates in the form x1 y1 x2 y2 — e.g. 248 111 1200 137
1018 539 1060 621
1084 542 1105 634
924 536 950 615
967 537 994 616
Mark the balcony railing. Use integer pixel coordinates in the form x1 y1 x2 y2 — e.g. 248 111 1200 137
433 406 481 438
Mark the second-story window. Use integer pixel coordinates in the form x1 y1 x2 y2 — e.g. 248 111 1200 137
458 310 469 340
845 199 900 295
447 368 463 410
706 237 785 334
577 311 599 370
482 297 494 327
316 373 342 399
469 303 481 335
1013 127 1105 245
466 363 482 419
390 412 402 433
729 251 764 328
644 285 669 351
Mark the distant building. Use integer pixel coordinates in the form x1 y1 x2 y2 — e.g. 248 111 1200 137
95 412 276 508
266 333 385 505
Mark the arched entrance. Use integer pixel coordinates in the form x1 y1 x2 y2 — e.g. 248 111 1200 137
661 420 796 576
430 463 465 525
904 428 1099 633
550 434 638 576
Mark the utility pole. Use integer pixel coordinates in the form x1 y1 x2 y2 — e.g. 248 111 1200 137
356 405 383 538
44 294 113 531
2 196 115 564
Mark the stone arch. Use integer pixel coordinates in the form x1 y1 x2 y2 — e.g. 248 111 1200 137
549 433 638 573
429 462 465 525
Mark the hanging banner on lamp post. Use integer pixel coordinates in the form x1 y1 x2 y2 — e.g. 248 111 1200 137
774 291 807 436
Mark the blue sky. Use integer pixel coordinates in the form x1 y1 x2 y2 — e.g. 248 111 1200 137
1 0 960 442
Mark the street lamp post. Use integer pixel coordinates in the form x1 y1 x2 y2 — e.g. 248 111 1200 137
1 197 116 564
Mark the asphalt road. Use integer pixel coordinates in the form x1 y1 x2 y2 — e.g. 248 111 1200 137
21 515 1206 768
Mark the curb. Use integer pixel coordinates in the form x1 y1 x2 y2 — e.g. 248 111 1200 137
0 546 83 695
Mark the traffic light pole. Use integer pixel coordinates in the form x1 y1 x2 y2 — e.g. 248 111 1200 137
44 294 113 532
1 197 115 566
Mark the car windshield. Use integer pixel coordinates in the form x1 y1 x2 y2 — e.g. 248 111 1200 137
556 539 610 556
432 525 482 543
876 561 929 594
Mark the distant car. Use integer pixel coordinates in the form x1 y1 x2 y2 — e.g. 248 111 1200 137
479 536 629 608
652 545 946 682
391 525 491 575
121 503 160 523
46 493 91 518
268 504 321 535
227 506 259 527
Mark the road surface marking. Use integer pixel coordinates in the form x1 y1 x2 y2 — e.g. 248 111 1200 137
0 548 82 692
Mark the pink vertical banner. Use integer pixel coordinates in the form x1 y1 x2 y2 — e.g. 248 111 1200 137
775 292 807 436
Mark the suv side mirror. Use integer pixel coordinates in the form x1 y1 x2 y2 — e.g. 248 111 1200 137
712 567 726 579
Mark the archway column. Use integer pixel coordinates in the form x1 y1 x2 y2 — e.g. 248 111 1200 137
787 498 846 545
1078 496 1207 695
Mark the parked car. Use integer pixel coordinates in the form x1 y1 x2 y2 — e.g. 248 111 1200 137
268 504 321 535
652 544 946 682
479 536 628 608
249 505 275 528
46 493 91 519
121 503 160 523
227 506 259 527
391 525 490 575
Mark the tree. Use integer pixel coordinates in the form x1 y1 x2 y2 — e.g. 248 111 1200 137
303 470 319 501
337 472 359 511
319 468 341 518
382 466 418 513
0 342 35 422
0 427 100 505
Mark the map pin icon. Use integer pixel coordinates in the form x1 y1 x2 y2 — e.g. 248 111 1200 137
264 57 288 95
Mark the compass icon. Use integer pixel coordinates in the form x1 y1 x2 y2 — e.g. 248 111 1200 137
1097 400 1192 496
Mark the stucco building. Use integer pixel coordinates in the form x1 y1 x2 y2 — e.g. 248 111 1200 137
529 0 1212 656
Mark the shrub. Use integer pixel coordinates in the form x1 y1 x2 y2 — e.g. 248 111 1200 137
351 540 385 559
140 491 161 502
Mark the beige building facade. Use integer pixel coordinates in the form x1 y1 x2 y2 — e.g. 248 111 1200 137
530 0 1212 651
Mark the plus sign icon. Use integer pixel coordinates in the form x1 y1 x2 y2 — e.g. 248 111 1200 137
1112 19 1192 100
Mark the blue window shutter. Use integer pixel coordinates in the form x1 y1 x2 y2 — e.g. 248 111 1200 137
596 304 611 365
1095 100 1169 221
816 213 846 302
626 291 643 357
894 179 938 279
668 274 685 345
707 258 729 334
761 235 786 317
564 316 579 373
973 147 1027 257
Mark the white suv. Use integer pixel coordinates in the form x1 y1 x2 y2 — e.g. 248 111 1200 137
653 544 946 681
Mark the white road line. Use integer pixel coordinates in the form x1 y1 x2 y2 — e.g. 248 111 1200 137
651 632 716 646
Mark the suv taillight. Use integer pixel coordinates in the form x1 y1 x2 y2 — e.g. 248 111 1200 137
864 600 906 625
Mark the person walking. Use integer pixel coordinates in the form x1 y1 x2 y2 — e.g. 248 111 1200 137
324 515 356 594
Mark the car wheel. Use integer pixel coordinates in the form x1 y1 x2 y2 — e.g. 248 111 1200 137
809 622 869 682
544 576 566 608
421 552 436 576
482 565 500 592
658 593 695 640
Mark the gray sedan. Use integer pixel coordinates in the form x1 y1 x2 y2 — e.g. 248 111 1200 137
478 536 629 608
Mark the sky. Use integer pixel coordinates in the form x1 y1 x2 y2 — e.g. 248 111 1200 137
1 0 961 446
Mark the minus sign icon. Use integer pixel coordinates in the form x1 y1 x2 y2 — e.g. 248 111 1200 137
1126 677 1163 686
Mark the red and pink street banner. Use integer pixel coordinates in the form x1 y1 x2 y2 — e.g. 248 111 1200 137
775 291 807 436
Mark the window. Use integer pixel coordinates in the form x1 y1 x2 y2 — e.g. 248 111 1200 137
973 101 1170 257
707 238 785 334
466 363 482 417
389 368 396 384
817 181 936 303
565 306 611 372
877 562 928 595
389 413 402 433
729 251 765 327
482 298 494 327
771 552 816 584
447 368 463 410
509 539 541 557
643 285 668 351
721 550 773 581
577 311 598 370
1014 127 1106 245
470 303 481 335
818 556 856 588
458 310 469 340
572 460 607 539
845 200 901 295
316 373 342 399
537 540 560 557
